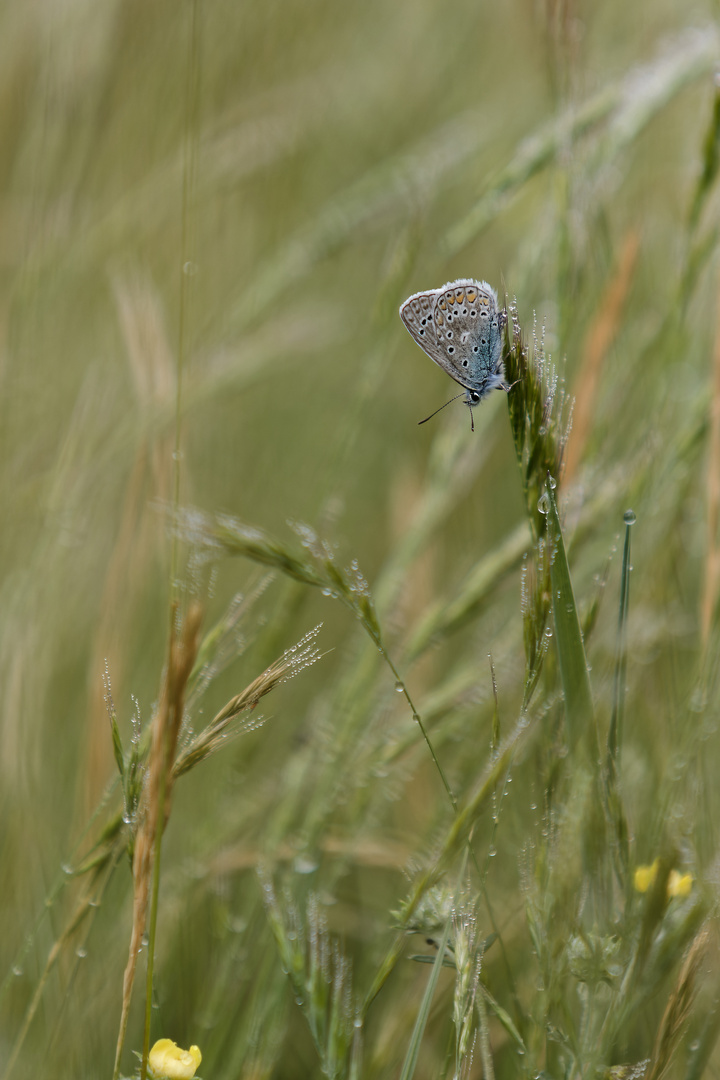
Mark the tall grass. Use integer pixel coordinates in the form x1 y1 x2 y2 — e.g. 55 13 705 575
1 3 719 1079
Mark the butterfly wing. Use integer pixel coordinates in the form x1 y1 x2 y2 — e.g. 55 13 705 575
400 279 507 400
399 288 467 389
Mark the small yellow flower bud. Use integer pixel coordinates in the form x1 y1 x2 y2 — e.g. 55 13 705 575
667 870 693 898
148 1038 202 1080
633 859 659 893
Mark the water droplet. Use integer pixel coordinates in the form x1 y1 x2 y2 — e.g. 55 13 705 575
395 681 404 693
548 475 557 489
294 855 319 875
12 965 23 977
623 509 636 526
76 947 87 959
537 493 550 515
183 261 198 276
487 845 496 857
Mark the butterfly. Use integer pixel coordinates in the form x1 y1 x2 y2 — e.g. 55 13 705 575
399 279 509 430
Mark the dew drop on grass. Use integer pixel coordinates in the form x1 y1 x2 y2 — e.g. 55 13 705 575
395 681 403 693
623 509 637 526
76 947 87 959
537 493 550 515
12 965 23 977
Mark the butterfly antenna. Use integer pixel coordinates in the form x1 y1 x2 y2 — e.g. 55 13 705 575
418 391 467 426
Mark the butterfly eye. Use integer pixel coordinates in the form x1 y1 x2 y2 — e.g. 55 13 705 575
470 391 480 402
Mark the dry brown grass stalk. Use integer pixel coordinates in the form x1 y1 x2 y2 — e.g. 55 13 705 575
564 231 639 482
113 603 202 1079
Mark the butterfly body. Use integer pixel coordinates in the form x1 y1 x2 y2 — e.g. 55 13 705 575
399 279 508 422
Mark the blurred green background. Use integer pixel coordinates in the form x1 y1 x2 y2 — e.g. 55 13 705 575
2 1 720 1077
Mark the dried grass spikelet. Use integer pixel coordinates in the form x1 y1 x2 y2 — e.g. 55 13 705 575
645 923 710 1080
172 622 323 778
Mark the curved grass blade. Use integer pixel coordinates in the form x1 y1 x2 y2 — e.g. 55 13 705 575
546 482 594 754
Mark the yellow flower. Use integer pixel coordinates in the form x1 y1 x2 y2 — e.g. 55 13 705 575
668 869 693 898
148 1039 202 1080
633 859 659 893
633 860 693 899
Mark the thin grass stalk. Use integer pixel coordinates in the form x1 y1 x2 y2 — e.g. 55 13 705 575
168 0 200 615
608 512 635 766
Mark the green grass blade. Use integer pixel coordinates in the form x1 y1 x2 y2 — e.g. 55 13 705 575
397 902 453 1080
546 483 594 753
